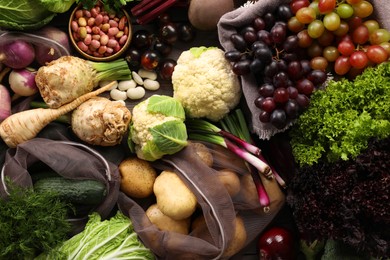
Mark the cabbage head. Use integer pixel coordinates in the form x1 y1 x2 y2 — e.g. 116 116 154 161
129 95 188 161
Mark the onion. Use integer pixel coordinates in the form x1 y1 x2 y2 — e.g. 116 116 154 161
34 26 71 66
0 40 35 69
9 68 38 97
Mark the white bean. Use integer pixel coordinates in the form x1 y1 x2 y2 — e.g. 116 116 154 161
99 80 118 90
110 88 127 101
127 87 145 100
131 71 144 85
138 68 157 80
118 79 136 91
143 79 160 91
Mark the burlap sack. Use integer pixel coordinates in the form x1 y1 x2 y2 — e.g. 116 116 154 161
218 0 390 139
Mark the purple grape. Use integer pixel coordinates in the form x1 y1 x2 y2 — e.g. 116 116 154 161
270 109 287 129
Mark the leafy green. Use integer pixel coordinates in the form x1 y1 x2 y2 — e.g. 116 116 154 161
0 180 71 259
189 46 217 58
38 0 75 13
77 0 136 13
147 95 186 120
290 62 390 166
0 0 56 30
38 211 155 260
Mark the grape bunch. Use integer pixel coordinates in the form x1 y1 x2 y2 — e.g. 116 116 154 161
225 4 327 129
289 0 390 77
125 13 196 80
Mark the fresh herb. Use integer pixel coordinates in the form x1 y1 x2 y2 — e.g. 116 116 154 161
0 180 72 259
287 137 390 258
290 62 390 166
77 0 136 12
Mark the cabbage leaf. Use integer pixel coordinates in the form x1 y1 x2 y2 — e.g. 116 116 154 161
0 0 56 30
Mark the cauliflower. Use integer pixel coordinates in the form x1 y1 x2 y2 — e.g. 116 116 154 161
172 46 241 122
129 95 188 161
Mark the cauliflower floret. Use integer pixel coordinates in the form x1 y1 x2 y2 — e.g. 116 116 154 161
172 47 241 122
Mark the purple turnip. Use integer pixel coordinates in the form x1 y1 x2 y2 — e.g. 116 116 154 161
0 40 35 69
9 68 38 97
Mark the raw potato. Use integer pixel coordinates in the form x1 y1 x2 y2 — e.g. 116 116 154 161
71 97 131 146
188 0 235 30
216 169 241 197
146 204 191 235
190 141 213 167
222 215 247 258
153 170 197 220
119 157 157 198
237 173 259 207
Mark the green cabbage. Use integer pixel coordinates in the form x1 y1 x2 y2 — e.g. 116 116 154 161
37 211 155 260
129 95 188 161
0 0 54 30
39 0 75 13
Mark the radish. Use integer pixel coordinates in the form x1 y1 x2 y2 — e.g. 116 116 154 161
0 81 117 148
71 97 132 146
0 40 35 69
9 68 38 97
0 67 11 122
35 56 132 108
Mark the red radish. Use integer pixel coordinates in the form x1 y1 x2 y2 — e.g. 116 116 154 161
258 227 297 260
34 26 71 66
0 40 35 69
9 68 38 97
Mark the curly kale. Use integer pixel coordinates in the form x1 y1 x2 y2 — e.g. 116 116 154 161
287 137 390 258
290 62 390 166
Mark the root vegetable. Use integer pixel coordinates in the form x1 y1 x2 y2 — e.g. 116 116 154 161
0 40 35 69
146 203 191 235
222 215 247 258
71 97 131 146
9 68 38 97
35 56 132 108
0 67 11 122
153 170 197 220
190 141 214 167
0 81 117 148
216 169 241 197
118 157 157 198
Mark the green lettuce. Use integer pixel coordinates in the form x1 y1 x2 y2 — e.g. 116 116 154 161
0 0 56 30
290 62 390 166
37 211 155 260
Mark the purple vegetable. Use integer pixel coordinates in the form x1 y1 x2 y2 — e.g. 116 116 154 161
9 68 38 97
35 26 71 66
0 84 11 121
0 40 35 69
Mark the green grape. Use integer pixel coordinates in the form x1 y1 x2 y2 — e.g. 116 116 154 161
323 12 341 31
336 3 354 19
369 28 390 45
308 20 325 38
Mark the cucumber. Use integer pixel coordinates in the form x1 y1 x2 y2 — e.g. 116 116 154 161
30 170 60 183
33 177 107 205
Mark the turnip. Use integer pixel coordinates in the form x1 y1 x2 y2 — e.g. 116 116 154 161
0 67 11 122
0 40 35 69
34 26 71 66
71 97 132 146
9 68 38 97
35 56 132 108
0 81 117 148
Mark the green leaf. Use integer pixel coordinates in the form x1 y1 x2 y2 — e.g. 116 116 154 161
189 46 217 58
147 95 185 120
148 120 188 156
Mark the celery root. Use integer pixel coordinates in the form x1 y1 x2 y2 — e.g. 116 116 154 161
0 81 117 148
35 56 132 108
71 97 131 146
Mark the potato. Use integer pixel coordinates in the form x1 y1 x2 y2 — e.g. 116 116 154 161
216 169 241 197
153 170 197 220
236 173 259 207
119 157 157 198
222 215 247 258
188 0 235 30
190 141 213 167
146 204 191 235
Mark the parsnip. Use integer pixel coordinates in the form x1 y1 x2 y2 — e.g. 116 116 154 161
0 81 117 148
71 97 131 146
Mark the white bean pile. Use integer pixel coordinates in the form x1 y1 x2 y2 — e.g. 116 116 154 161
101 69 160 101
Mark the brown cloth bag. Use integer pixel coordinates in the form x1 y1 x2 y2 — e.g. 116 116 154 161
118 142 285 259
0 138 121 233
217 0 390 140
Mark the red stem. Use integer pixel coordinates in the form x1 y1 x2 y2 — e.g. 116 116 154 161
136 0 178 24
131 0 155 14
131 0 165 17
